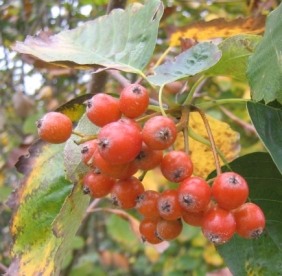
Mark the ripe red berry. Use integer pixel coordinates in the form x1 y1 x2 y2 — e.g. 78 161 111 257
136 190 161 218
111 176 145 210
212 172 249 210
36 112 72 144
93 150 138 179
86 93 122 127
81 140 98 168
161 150 193 183
139 217 162 244
202 205 236 244
182 201 215 227
134 142 163 171
234 202 265 239
142 116 177 150
119 117 142 132
157 189 184 220
98 119 142 164
156 218 183 241
119 84 149 118
177 176 211 212
82 170 116 198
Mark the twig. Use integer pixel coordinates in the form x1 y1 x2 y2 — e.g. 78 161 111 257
219 106 257 135
192 105 222 175
108 70 130 87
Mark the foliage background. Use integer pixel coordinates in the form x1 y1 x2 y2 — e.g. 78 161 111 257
0 0 278 275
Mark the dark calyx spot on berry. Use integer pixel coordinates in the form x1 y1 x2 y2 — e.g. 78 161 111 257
136 150 146 161
86 100 92 108
94 168 101 174
229 175 239 185
36 119 43 129
112 196 120 207
98 139 109 149
208 233 222 244
173 169 183 181
161 201 171 213
251 228 263 238
83 186 90 194
141 235 147 243
81 146 89 154
136 194 145 203
132 86 142 94
155 230 163 241
182 195 194 206
157 128 171 141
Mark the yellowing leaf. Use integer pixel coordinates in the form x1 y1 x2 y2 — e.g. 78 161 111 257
144 246 160 263
170 15 266 47
175 113 240 178
203 243 224 266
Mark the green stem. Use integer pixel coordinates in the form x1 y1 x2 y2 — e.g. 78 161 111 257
196 98 249 109
158 84 167 117
183 75 206 105
152 46 172 69
188 126 232 171
147 105 162 112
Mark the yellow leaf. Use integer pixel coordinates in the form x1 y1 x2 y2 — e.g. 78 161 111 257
170 15 265 47
203 243 224 266
175 112 240 179
144 245 160 263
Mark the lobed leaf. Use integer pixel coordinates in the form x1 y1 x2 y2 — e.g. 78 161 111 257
169 15 265 47
208 152 282 275
147 42 221 86
247 3 282 104
6 96 91 276
247 101 282 174
11 0 164 74
205 34 261 81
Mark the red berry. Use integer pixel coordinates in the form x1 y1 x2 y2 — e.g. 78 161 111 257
202 205 236 244
156 218 183 241
98 119 142 164
81 140 98 168
36 112 72 144
119 84 149 118
119 117 142 132
157 189 184 220
136 190 161 218
93 150 138 179
142 116 177 150
134 142 163 171
86 93 122 127
212 172 249 210
139 217 162 244
234 202 265 239
111 176 145 210
161 150 193 183
182 201 215 227
82 170 115 198
177 176 211 212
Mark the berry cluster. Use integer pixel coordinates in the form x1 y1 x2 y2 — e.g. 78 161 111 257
36 84 266 245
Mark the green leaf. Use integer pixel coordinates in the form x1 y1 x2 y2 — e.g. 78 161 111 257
107 214 138 247
208 152 282 276
205 34 261 81
247 3 282 104
64 111 99 183
147 42 221 86
247 101 282 174
6 96 90 276
11 0 164 74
